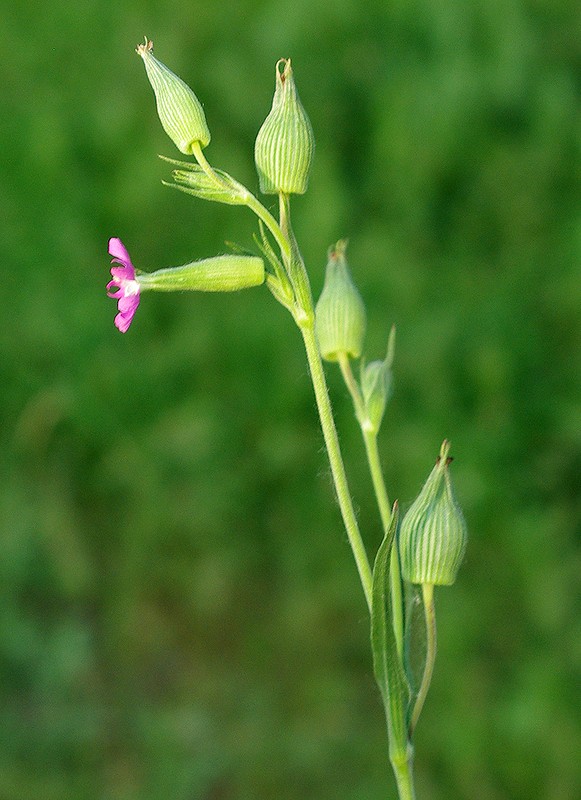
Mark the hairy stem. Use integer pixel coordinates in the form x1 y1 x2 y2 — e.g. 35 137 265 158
391 750 417 800
301 324 373 609
191 141 291 261
338 354 404 657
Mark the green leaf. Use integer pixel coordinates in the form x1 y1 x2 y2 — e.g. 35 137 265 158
371 502 411 752
159 156 250 205
253 222 294 310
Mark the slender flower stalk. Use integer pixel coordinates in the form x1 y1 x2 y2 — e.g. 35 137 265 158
190 140 292 263
337 353 404 657
301 321 373 610
278 202 372 606
409 582 436 736
393 757 417 800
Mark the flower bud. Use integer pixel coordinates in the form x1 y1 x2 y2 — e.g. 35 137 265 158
137 255 264 293
136 38 210 154
315 240 366 361
399 441 467 586
254 58 314 195
360 327 395 433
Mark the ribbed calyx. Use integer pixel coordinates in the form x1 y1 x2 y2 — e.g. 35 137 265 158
399 441 467 586
315 240 366 361
137 255 264 293
254 58 314 195
136 38 210 154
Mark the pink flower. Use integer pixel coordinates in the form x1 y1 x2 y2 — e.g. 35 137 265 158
107 238 141 332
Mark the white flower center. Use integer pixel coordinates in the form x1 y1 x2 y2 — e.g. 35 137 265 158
123 279 141 296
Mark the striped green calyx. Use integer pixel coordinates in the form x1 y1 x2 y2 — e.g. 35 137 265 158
136 38 210 154
399 440 467 586
136 255 264 293
254 58 314 195
315 240 366 361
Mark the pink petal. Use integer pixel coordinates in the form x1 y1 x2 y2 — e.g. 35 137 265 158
119 294 140 332
106 238 141 332
117 294 139 314
115 312 134 333
110 265 134 281
109 236 135 266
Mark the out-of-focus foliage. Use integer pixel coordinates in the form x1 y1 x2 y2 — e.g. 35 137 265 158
1 1 580 798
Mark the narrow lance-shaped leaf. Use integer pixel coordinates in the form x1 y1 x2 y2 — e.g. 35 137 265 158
371 502 411 754
159 156 250 205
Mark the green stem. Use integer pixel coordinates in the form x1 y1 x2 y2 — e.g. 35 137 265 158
191 141 291 261
231 186 373 609
277 192 313 321
337 352 366 421
337 355 404 658
301 324 373 610
245 193 291 262
277 193 371 605
192 164 372 631
409 582 436 736
279 192 289 234
391 750 417 800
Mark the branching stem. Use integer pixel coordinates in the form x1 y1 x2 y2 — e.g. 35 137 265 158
337 354 404 658
301 324 373 610
191 141 291 262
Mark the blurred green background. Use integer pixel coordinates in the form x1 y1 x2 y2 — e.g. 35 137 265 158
2 1 580 798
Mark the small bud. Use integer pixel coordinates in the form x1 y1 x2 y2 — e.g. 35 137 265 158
254 58 315 195
360 327 395 433
136 38 210 154
399 441 467 586
137 255 265 293
315 240 366 361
